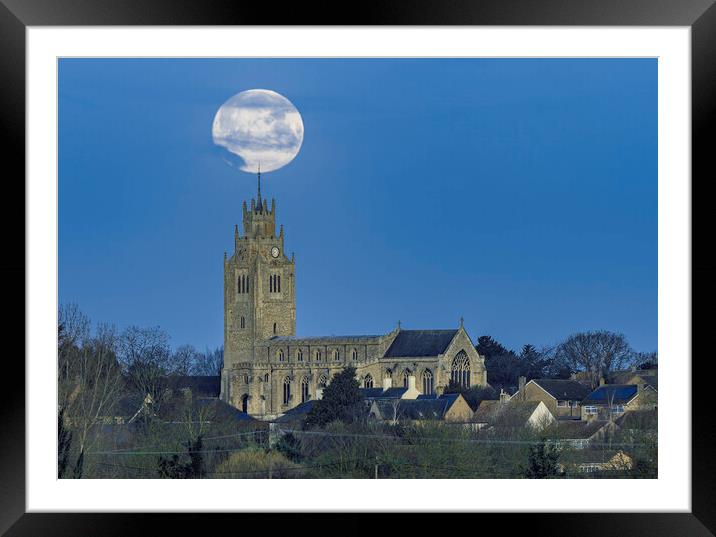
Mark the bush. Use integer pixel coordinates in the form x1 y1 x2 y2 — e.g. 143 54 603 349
212 448 306 479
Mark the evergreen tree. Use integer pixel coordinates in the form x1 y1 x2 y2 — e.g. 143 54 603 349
304 367 363 428
522 440 562 478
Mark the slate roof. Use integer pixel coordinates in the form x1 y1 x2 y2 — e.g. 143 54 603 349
383 329 458 358
359 387 409 400
530 379 591 401
165 375 221 398
551 420 609 440
473 400 544 426
195 398 257 422
373 397 456 421
273 400 316 423
583 385 639 405
270 335 383 344
473 400 501 423
613 409 658 430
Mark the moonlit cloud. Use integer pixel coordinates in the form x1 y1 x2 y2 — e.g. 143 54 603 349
212 89 304 173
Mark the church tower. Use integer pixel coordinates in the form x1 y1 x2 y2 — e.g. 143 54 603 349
222 170 296 377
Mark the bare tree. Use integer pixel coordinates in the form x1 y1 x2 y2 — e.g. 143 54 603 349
192 346 224 376
116 325 172 409
64 323 122 477
172 344 200 376
555 331 633 389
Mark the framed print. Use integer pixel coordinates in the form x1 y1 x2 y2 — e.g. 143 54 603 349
2 0 715 534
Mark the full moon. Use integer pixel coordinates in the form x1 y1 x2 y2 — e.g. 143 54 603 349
212 89 304 173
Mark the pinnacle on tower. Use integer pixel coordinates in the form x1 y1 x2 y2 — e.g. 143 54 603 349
256 163 263 212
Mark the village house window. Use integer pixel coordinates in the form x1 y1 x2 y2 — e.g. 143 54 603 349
557 400 568 407
283 377 291 405
451 351 470 388
584 406 598 415
301 377 310 403
611 405 625 414
364 374 374 388
422 369 434 395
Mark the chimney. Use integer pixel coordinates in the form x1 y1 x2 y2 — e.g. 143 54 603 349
383 376 392 391
518 376 526 400
403 375 420 399
499 389 510 405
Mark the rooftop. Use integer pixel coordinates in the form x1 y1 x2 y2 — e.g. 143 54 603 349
383 329 458 358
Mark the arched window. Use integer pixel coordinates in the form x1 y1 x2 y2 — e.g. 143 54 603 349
403 369 411 388
278 349 285 362
297 350 303 362
352 348 358 361
283 377 291 405
240 394 249 413
277 275 281 292
246 276 249 293
301 377 310 403
243 374 249 384
384 368 392 379
273 322 277 334
334 350 340 362
264 373 269 382
364 374 374 389
269 275 274 293
315 350 322 362
240 316 245 329
317 374 328 389
422 369 434 395
451 351 471 388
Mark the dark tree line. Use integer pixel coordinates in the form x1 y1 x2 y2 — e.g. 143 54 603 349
477 331 656 391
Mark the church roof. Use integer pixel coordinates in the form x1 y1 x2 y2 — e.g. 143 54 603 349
383 329 458 358
269 335 384 345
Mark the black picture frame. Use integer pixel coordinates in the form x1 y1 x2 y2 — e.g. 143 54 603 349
2 0 714 534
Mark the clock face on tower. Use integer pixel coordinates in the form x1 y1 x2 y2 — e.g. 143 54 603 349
271 246 280 258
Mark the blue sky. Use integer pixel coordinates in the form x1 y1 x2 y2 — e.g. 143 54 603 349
58 58 657 353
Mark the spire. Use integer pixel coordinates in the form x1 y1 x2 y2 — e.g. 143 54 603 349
256 163 263 212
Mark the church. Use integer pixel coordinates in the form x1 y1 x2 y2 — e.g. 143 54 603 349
219 173 487 418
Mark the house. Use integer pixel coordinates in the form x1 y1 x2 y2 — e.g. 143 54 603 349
509 376 591 418
473 400 556 431
581 384 657 421
611 409 658 443
368 393 473 424
549 419 614 449
558 449 634 474
608 367 658 391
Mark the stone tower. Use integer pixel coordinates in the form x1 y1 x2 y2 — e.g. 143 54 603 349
223 171 296 374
